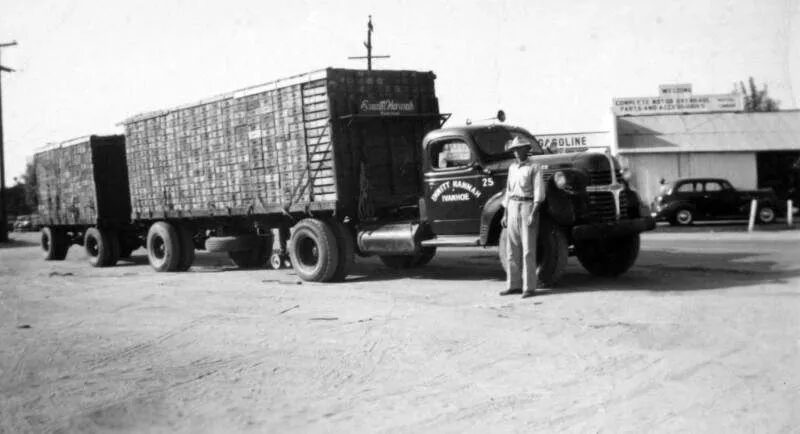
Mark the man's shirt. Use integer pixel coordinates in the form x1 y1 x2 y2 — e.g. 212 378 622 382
503 159 545 208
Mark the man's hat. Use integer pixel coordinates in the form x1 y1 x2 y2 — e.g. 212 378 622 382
504 136 532 152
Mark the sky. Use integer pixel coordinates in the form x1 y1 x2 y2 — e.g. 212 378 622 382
0 0 798 184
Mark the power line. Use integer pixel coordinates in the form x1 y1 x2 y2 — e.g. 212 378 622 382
0 40 18 243
347 15 390 71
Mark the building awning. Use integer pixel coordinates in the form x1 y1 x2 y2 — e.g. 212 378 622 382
617 110 800 154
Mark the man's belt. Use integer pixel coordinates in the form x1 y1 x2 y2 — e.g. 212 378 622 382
509 195 534 201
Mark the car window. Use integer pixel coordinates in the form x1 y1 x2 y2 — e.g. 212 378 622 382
471 129 544 160
704 182 722 192
720 181 733 190
676 182 695 193
432 140 472 169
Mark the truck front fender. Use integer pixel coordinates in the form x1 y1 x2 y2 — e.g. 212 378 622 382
480 191 505 246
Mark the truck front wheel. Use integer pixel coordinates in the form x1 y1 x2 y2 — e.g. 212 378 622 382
146 222 181 272
85 227 120 267
574 234 640 277
41 227 69 260
498 217 568 288
288 219 340 282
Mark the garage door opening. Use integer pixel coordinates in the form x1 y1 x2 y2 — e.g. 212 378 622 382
757 151 800 201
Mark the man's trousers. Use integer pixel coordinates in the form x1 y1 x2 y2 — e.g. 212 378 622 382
505 200 539 292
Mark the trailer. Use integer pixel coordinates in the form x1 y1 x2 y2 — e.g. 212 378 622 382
34 135 136 265
37 68 445 281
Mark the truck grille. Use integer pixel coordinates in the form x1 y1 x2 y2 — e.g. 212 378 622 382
588 191 629 221
587 169 623 186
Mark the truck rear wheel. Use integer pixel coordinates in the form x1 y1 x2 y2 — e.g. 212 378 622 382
228 235 271 268
41 227 69 260
85 227 120 267
378 247 437 269
327 219 355 281
575 233 640 277
147 222 181 272
176 225 196 271
288 218 339 282
498 217 568 288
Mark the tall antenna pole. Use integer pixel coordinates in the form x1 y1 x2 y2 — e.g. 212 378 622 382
0 40 18 243
348 15 390 71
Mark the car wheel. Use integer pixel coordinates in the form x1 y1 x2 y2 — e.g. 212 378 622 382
675 208 694 225
757 206 776 224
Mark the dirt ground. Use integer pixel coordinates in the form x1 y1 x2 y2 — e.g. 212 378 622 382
1 228 799 433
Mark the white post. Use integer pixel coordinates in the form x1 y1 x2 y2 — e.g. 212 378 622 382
748 199 757 232
788 199 794 227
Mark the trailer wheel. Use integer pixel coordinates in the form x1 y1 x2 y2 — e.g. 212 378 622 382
146 222 181 272
575 233 640 277
228 235 271 268
85 227 120 267
327 219 355 281
41 227 69 260
498 217 568 288
288 218 339 282
176 225 196 271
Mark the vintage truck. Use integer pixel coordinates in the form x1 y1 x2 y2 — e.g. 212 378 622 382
35 67 654 284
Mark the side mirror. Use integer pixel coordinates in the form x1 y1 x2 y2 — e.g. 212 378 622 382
473 162 492 175
497 110 506 123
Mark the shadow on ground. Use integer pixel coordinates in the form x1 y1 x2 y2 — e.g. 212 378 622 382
0 236 40 249
347 248 800 294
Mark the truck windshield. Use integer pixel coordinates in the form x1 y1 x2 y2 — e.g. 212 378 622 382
472 129 544 160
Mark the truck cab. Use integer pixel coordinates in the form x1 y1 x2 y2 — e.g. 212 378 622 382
370 123 656 285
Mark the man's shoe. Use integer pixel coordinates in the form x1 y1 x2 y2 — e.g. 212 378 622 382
521 291 536 299
499 288 523 296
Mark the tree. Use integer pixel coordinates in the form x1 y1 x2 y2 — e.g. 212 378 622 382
738 77 780 112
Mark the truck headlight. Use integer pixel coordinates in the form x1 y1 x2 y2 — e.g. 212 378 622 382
621 168 632 181
554 171 568 189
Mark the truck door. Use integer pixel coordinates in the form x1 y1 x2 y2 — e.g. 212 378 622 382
423 138 499 235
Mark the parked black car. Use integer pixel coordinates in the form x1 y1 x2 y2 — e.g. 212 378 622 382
652 178 780 225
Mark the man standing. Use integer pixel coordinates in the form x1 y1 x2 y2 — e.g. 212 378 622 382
500 136 545 298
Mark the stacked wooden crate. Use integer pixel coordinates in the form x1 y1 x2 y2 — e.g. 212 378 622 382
123 71 335 217
122 68 438 219
35 138 96 225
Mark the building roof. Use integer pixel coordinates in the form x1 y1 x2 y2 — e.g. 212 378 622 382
616 110 800 154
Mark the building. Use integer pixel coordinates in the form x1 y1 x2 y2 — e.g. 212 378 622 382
613 85 800 206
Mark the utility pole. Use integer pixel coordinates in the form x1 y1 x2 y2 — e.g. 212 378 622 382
0 40 17 243
347 15 390 71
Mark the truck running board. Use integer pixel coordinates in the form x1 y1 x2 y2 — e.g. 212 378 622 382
420 236 481 248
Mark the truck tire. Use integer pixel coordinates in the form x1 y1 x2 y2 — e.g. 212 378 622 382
327 219 355 281
757 205 776 224
176 225 196 271
378 247 437 269
575 233 640 277
41 227 69 260
228 235 271 268
498 217 568 288
146 222 181 272
205 235 258 253
85 227 120 267
288 218 339 282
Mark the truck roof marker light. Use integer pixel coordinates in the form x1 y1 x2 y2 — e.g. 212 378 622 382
497 110 506 123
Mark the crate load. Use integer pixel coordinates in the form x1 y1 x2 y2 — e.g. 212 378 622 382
122 68 441 220
34 135 130 226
